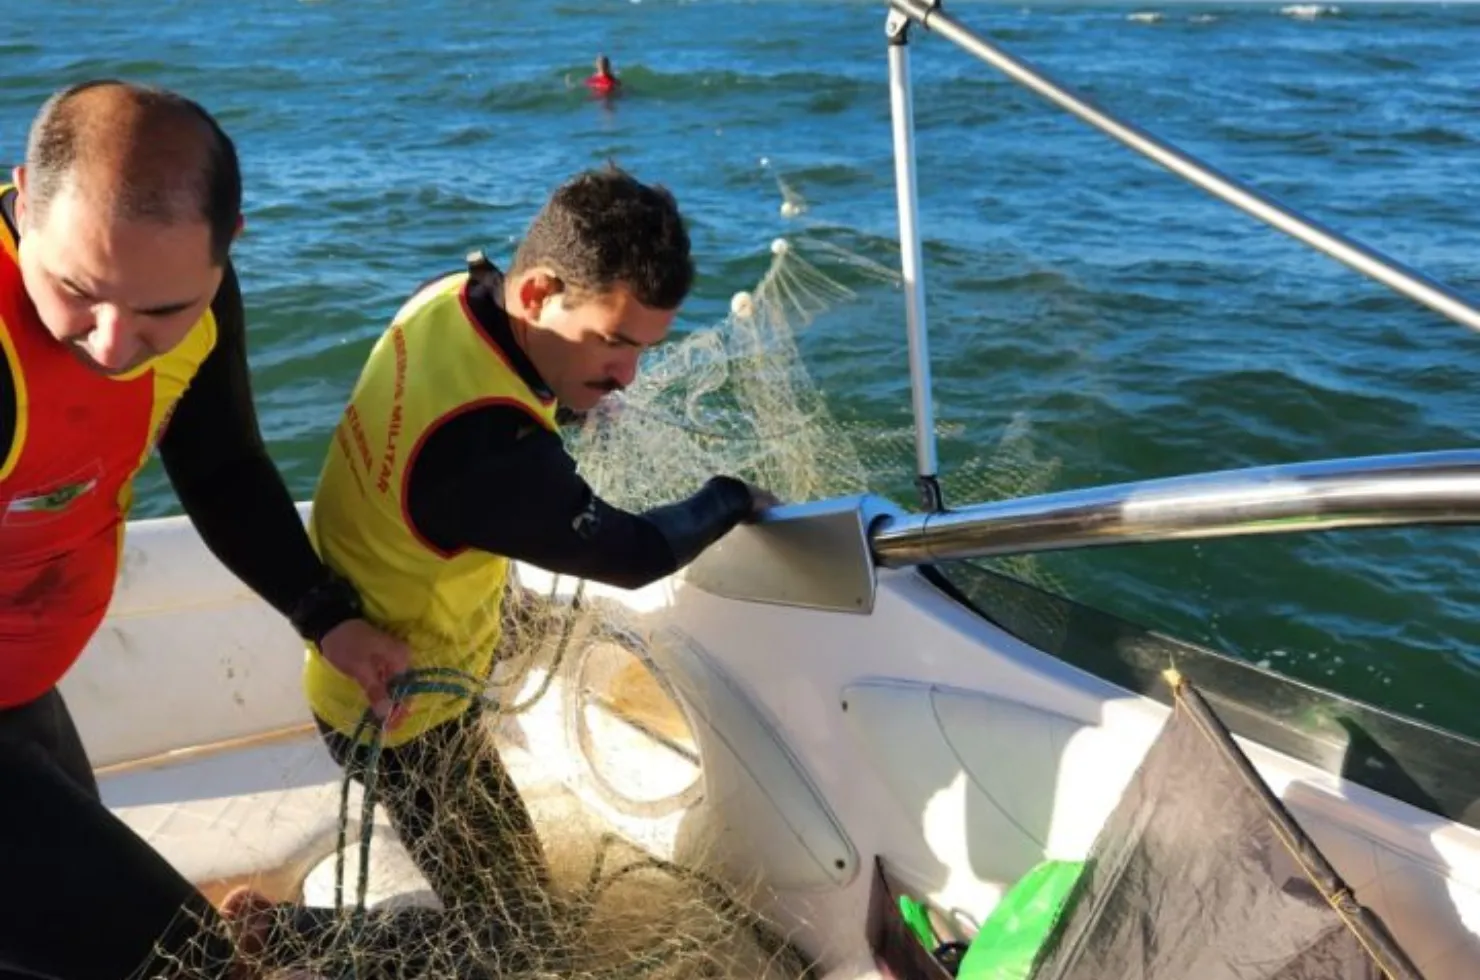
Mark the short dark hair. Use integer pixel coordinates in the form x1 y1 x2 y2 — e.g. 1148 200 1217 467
24 79 242 265
509 164 693 311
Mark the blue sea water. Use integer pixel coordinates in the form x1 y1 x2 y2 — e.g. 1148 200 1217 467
3 0 1479 735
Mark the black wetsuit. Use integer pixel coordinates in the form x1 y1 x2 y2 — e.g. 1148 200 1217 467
403 261 754 587
0 222 756 976
0 187 361 980
314 259 756 944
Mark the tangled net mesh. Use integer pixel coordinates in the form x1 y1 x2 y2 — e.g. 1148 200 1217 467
572 234 880 510
152 174 1068 980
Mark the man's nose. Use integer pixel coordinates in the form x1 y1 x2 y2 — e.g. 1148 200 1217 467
610 353 639 389
85 306 140 372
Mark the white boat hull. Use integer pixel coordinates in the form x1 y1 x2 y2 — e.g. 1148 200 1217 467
68 507 1480 978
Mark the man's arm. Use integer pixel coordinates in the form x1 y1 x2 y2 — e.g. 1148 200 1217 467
156 261 361 641
407 407 760 592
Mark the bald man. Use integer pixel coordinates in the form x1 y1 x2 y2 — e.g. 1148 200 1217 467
0 80 412 977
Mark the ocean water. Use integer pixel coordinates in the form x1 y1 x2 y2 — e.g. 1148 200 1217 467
3 0 1479 737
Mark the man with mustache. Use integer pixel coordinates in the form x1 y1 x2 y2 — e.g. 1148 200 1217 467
300 164 777 935
0 79 411 978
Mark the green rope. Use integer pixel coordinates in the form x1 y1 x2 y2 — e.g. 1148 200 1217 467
327 666 489 980
333 666 489 917
325 575 586 974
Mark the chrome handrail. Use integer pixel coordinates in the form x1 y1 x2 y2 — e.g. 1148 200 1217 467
885 0 1480 334
870 449 1480 566
887 10 942 511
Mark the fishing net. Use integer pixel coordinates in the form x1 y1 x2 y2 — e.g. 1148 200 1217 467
144 171 1067 980
571 232 883 510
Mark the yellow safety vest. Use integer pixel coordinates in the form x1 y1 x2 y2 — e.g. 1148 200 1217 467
303 267 558 745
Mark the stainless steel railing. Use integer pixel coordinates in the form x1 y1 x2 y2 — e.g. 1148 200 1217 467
870 449 1480 566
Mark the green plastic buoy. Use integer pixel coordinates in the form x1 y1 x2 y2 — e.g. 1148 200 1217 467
957 859 1085 979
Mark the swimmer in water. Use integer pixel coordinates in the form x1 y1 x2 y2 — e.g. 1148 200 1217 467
586 54 620 96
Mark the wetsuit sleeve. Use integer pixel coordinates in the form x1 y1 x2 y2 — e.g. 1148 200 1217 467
406 407 756 591
157 262 360 642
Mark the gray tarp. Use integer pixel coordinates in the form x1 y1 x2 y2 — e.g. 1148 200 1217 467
868 674 1425 980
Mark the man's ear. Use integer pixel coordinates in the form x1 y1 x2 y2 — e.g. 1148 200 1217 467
12 165 27 226
517 270 564 322
233 212 246 240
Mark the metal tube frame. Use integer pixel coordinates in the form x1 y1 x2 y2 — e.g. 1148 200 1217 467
873 0 1480 564
871 449 1480 567
885 0 1480 334
887 10 944 513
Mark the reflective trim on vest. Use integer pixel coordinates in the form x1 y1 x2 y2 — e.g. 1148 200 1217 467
0 189 217 707
0 195 23 484
305 272 558 745
0 302 23 484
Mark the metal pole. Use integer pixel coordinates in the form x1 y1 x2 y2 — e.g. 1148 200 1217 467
870 449 1480 567
887 10 944 512
887 0 1480 335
